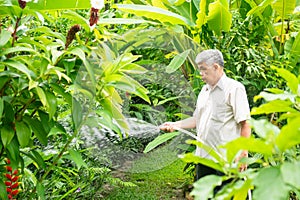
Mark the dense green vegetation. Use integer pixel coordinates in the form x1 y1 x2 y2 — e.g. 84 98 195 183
0 0 300 199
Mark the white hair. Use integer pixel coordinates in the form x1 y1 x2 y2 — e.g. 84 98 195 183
195 49 224 67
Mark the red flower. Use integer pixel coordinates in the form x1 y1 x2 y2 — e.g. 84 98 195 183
5 181 11 186
5 174 12 180
5 166 12 172
11 189 19 196
11 176 19 182
13 169 18 175
11 182 20 189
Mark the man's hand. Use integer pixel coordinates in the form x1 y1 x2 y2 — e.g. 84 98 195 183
159 122 177 132
235 150 248 172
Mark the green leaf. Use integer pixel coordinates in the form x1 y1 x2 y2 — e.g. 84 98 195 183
191 175 223 200
6 137 20 161
253 91 295 103
251 99 297 115
45 90 57 119
72 99 83 130
61 10 90 33
15 121 31 147
98 18 159 25
23 116 48 146
196 0 207 29
276 117 300 151
68 149 87 169
143 132 180 153
273 0 296 19
1 125 15 147
0 29 11 47
272 67 299 94
0 98 3 120
50 83 72 105
36 87 47 107
253 167 290 200
180 152 224 172
114 4 195 27
26 0 91 10
223 137 273 163
0 180 8 200
31 150 47 169
290 32 300 59
1 60 35 80
104 74 150 103
207 0 232 35
166 49 191 73
249 118 280 140
281 160 300 189
36 182 46 200
0 46 38 56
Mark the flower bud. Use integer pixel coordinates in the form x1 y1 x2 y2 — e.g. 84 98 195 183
6 188 12 193
11 189 19 196
18 0 26 9
4 158 11 164
5 174 12 180
11 175 19 182
65 24 81 49
5 166 12 172
11 182 20 189
5 181 11 186
13 169 18 175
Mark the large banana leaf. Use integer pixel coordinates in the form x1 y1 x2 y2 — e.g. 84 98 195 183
24 0 91 10
113 4 195 27
206 0 232 35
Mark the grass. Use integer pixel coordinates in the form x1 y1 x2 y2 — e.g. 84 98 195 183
103 147 194 200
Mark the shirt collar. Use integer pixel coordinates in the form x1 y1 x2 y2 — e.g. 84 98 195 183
209 73 226 91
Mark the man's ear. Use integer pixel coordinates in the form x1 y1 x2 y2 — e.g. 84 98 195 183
213 63 219 70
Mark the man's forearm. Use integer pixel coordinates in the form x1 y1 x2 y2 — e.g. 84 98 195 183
174 117 196 129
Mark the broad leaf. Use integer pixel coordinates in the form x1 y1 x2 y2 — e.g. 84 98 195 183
276 117 300 151
0 98 3 120
196 0 207 29
0 46 37 56
223 137 273 163
98 18 159 25
0 29 11 47
191 175 223 200
1 60 35 80
144 132 180 153
253 167 290 200
45 90 57 119
251 99 297 115
23 116 48 146
290 32 300 62
1 125 15 147
68 149 87 169
272 66 299 94
273 0 296 19
15 121 31 147
207 0 232 35
114 4 195 27
26 0 91 10
166 49 191 73
281 161 300 189
72 99 83 130
249 118 280 140
36 87 47 107
181 152 224 172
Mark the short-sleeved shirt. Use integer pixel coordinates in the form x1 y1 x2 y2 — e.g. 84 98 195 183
193 74 250 160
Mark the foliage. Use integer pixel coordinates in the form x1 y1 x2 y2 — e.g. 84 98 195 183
0 0 152 199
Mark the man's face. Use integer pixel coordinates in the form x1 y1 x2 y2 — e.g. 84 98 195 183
197 62 217 86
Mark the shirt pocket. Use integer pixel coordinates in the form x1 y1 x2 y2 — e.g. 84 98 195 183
211 104 228 123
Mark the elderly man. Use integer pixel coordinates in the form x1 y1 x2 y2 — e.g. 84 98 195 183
160 49 251 182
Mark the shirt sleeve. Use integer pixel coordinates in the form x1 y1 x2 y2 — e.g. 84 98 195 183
231 85 251 123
